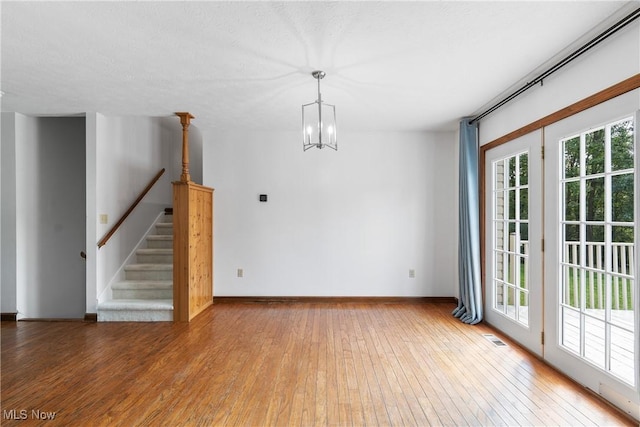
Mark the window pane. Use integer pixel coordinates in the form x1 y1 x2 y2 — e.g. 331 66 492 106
506 286 515 319
519 188 528 220
494 251 505 280
519 153 528 186
562 307 580 354
611 277 634 319
519 256 528 290
495 160 505 189
612 226 634 244
585 241 604 269
564 181 580 221
612 173 634 222
611 119 634 171
584 317 605 369
584 270 605 313
508 190 516 219
495 190 505 220
563 265 581 308
610 325 635 385
564 224 580 244
586 225 604 243
519 223 529 254
564 240 580 266
564 136 580 178
585 128 605 175
519 290 529 326
508 156 516 188
495 281 505 311
585 177 604 221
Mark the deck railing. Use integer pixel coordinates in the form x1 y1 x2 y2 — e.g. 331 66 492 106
506 239 634 311
564 242 634 310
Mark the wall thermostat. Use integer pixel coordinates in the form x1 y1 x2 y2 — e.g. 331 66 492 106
259 194 267 202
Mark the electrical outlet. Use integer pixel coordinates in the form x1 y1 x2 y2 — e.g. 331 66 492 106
237 268 243 278
409 269 415 278
99 214 108 224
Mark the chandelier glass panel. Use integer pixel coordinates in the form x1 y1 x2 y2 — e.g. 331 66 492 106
302 71 337 151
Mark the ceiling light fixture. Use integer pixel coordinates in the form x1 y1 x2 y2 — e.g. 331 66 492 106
302 70 337 151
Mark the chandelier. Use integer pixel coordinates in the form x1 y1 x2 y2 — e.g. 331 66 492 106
302 70 337 151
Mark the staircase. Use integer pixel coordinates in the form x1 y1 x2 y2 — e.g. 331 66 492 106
97 213 174 321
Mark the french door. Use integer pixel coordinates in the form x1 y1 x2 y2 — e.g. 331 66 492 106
484 91 639 417
544 93 639 415
484 131 543 355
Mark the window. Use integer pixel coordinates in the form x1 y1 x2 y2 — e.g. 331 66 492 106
492 151 530 326
559 117 635 385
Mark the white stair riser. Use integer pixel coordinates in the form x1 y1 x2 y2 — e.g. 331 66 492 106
113 288 172 299
98 310 172 322
147 239 172 249
125 269 172 281
137 253 172 264
155 224 173 235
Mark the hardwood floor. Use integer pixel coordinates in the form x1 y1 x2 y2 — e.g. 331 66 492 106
1 301 634 426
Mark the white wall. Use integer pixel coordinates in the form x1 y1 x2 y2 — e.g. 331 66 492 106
87 114 178 311
479 19 640 145
1 113 18 313
189 124 204 185
204 130 458 297
1 114 86 318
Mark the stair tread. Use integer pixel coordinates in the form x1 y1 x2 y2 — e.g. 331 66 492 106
113 280 172 290
146 235 172 240
137 248 173 254
125 264 173 270
98 299 173 310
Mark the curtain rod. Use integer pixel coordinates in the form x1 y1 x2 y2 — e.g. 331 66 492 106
470 6 640 124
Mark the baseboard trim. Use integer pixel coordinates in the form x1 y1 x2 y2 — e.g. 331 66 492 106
84 313 98 322
1 312 17 322
213 296 457 304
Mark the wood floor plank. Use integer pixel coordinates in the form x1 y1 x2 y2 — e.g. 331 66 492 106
1 302 635 426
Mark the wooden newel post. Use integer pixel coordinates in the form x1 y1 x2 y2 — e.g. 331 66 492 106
173 111 214 322
175 112 194 183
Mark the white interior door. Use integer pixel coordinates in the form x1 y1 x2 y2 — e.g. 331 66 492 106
484 131 543 355
544 92 639 417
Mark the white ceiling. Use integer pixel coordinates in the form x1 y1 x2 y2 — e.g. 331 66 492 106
1 1 636 134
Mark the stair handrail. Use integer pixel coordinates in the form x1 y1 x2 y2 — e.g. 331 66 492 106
98 168 166 249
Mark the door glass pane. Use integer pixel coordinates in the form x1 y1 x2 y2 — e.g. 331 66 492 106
584 317 605 368
610 119 634 171
562 265 581 308
585 178 605 221
564 136 581 178
492 151 529 327
564 224 580 247
562 307 580 354
508 157 516 188
585 128 605 176
519 153 528 185
564 181 580 221
559 116 636 386
519 291 529 326
612 174 634 222
610 325 634 381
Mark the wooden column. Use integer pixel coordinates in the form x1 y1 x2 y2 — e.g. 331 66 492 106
173 112 214 322
176 112 194 183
